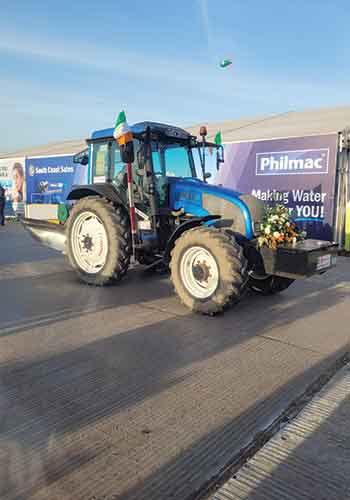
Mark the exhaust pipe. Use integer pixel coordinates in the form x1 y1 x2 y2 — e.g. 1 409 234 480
21 218 66 253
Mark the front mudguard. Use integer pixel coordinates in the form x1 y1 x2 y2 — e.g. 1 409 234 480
163 215 221 265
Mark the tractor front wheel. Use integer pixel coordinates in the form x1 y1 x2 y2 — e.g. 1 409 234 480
66 196 131 285
170 227 247 314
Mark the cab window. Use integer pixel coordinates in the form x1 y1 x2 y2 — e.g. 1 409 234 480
152 150 163 176
164 146 193 178
111 140 142 192
92 142 109 182
112 143 125 182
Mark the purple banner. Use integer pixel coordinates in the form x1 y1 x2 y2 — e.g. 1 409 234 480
214 134 338 241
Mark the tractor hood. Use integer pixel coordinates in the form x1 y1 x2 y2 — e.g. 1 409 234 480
201 182 242 199
168 178 265 239
167 177 241 198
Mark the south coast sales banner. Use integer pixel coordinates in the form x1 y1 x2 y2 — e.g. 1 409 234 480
25 155 88 205
213 134 338 241
0 157 26 214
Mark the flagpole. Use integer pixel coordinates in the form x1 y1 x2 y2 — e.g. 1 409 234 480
126 161 139 259
114 110 139 260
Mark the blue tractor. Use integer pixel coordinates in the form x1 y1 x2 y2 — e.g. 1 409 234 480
23 121 337 314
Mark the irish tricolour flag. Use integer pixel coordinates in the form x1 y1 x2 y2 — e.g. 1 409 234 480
113 110 133 145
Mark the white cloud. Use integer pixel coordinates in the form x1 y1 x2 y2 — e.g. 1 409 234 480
0 32 226 97
1 30 350 151
2 29 346 104
198 0 211 54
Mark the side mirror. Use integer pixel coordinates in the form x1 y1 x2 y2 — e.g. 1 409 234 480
120 141 135 164
204 172 212 180
73 149 89 165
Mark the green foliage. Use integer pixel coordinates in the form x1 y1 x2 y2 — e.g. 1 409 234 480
258 204 306 249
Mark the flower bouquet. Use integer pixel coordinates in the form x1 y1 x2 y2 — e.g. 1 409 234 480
258 204 306 250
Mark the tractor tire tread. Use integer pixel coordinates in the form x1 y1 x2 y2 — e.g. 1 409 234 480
170 226 247 315
66 196 131 286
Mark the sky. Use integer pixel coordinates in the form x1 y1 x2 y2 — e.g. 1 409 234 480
1 0 349 152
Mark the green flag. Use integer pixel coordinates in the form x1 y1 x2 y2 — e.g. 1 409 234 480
219 59 232 69
214 131 222 145
113 110 133 144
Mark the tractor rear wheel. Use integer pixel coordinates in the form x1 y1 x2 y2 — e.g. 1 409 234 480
66 196 131 285
170 227 247 314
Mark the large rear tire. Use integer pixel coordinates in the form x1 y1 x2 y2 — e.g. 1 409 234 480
66 196 131 285
170 227 247 314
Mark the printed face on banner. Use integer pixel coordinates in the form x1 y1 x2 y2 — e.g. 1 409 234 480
212 135 338 241
0 157 26 213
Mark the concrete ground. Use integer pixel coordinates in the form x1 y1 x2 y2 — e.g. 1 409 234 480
0 223 349 500
212 363 350 500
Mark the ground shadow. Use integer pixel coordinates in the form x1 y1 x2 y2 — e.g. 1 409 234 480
0 289 349 499
0 226 349 499
0 268 175 336
211 365 350 500
109 348 350 500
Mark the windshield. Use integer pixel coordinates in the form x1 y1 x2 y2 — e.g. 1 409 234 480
91 140 198 191
151 143 195 179
163 145 194 178
192 145 217 180
148 142 196 206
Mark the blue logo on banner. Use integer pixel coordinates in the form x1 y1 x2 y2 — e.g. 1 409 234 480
256 148 329 176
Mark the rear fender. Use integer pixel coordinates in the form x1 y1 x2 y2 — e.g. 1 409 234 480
67 184 126 207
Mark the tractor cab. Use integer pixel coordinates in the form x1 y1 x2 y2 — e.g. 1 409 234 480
71 122 225 262
83 121 223 213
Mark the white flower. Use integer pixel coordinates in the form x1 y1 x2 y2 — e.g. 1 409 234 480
273 231 280 238
264 225 271 235
258 236 265 247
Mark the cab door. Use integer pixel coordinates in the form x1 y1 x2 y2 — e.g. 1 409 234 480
90 141 112 184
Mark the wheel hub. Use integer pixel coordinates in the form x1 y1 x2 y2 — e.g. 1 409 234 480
71 211 109 274
180 246 219 299
82 235 94 251
192 261 211 283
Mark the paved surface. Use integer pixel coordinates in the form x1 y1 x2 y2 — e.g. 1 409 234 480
212 363 350 500
0 223 349 500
